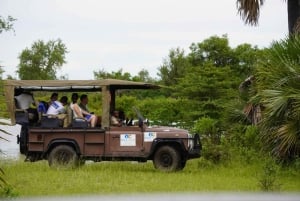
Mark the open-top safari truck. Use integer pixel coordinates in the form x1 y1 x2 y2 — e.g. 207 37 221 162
3 79 201 171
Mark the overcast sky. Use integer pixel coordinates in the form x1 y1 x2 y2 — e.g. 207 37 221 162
0 0 288 80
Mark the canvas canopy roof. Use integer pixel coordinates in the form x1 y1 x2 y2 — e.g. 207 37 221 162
3 79 160 125
3 79 159 91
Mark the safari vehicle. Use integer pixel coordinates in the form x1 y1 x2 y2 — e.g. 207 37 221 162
3 79 201 171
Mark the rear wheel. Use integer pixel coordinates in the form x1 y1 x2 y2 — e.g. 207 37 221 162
153 145 181 172
48 145 78 169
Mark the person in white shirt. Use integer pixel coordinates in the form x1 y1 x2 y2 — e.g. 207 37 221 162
47 100 65 115
14 89 38 122
15 92 35 110
46 96 68 127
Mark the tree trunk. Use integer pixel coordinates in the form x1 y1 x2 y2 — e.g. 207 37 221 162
288 0 300 34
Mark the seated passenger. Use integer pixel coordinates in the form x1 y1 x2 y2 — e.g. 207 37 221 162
49 92 58 105
79 94 90 113
46 96 68 127
14 88 38 123
70 93 97 127
79 94 101 127
111 110 122 127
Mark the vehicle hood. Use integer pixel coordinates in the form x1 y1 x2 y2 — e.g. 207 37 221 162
146 126 188 134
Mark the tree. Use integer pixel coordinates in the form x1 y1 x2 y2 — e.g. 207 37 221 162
231 43 265 77
17 39 68 80
175 64 238 123
254 35 300 161
157 47 189 86
236 0 300 34
0 15 16 34
94 68 132 80
189 35 233 67
132 69 154 82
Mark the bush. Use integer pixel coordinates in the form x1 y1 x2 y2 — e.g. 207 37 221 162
257 157 281 191
193 117 229 163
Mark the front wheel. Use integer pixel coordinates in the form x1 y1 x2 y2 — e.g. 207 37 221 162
153 146 182 172
48 145 78 169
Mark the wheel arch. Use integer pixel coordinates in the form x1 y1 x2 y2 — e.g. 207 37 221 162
148 138 187 160
46 139 81 157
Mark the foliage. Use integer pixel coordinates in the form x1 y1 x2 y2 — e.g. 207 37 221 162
137 97 186 126
157 47 189 86
175 64 239 123
231 43 265 77
193 117 228 163
94 68 132 81
257 157 281 191
17 39 68 80
94 68 154 83
0 15 16 34
254 35 300 161
236 0 264 26
189 35 233 67
194 117 220 144
0 80 8 119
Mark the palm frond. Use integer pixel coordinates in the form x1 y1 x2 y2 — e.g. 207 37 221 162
275 121 299 158
236 0 265 26
255 35 300 160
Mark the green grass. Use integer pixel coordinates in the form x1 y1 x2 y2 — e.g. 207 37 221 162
1 158 300 197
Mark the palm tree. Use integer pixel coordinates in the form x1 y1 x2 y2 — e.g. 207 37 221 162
254 35 300 161
236 0 300 34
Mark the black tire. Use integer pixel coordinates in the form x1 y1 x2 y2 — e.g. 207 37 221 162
48 145 78 169
153 145 181 172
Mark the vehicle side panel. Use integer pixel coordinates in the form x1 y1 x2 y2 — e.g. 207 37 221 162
28 128 106 157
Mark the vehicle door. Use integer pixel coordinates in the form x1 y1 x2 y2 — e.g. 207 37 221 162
107 126 144 156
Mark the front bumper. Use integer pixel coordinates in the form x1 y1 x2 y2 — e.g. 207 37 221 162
187 133 202 159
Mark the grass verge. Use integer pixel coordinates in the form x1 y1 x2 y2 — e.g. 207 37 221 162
1 157 300 197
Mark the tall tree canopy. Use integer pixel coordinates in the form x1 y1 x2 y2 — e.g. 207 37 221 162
17 39 68 80
94 68 153 82
157 47 189 86
236 0 300 34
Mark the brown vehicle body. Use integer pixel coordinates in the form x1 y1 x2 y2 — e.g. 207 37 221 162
4 79 201 171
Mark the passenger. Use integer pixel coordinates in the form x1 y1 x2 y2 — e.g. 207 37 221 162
49 92 58 105
79 94 90 113
70 93 97 127
46 96 66 115
14 89 36 110
46 96 68 127
111 110 122 127
14 88 38 122
37 100 48 114
79 94 101 127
